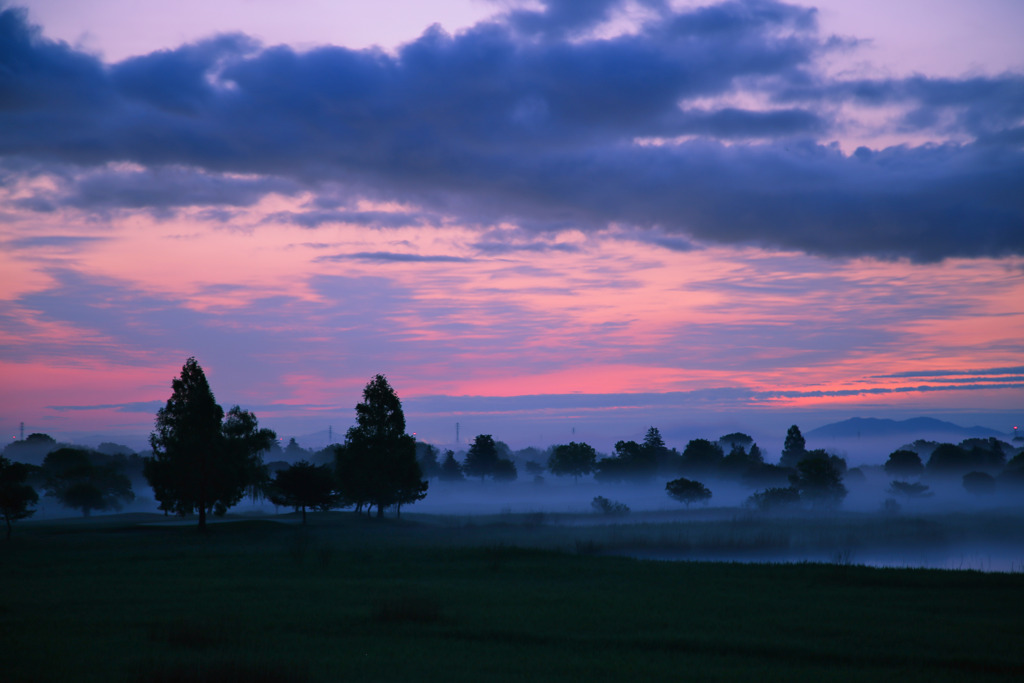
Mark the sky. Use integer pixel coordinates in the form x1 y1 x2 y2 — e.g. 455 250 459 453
1 0 1023 455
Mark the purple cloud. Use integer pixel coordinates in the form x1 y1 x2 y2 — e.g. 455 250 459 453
0 1 1021 260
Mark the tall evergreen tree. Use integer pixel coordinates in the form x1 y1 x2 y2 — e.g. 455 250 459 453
780 424 807 469
415 442 442 479
642 426 677 473
145 357 275 530
439 450 464 481
462 434 500 481
338 374 426 517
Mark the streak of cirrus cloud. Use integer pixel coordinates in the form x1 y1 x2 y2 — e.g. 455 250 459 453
1 0 1023 447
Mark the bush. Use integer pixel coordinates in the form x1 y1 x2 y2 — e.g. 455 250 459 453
889 480 932 498
665 477 712 507
881 498 902 515
748 486 801 512
591 496 629 516
962 471 996 496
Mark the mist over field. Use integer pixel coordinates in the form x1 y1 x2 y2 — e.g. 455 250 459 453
14 429 1023 573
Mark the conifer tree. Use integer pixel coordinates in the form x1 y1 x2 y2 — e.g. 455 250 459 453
146 358 275 530
338 375 426 517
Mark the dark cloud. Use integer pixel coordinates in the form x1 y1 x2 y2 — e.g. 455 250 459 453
48 400 165 413
505 0 645 38
38 166 300 211
472 240 581 255
267 209 435 228
625 230 698 252
780 74 1024 141
316 251 473 263
406 380 1024 416
1 2 1022 259
875 366 1024 379
4 234 109 249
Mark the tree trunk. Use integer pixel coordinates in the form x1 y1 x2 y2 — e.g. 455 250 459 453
5 517 11 540
198 451 208 531
301 506 307 524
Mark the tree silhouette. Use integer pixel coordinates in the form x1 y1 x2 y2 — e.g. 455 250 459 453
439 450 464 481
680 439 724 475
2 433 59 466
779 425 806 469
41 448 134 517
747 486 801 511
925 443 973 476
665 477 712 507
643 426 679 472
145 357 276 530
548 442 597 481
595 440 656 482
884 450 924 478
415 442 442 479
963 471 996 496
0 455 38 539
591 495 629 515
719 432 754 450
790 453 847 507
492 457 518 481
269 461 339 523
338 374 426 517
463 435 499 481
721 441 764 478
283 438 311 461
888 480 932 498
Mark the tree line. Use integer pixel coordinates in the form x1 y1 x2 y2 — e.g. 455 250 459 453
3 358 1023 536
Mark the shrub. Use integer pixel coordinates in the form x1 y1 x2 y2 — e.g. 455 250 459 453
962 471 996 496
748 486 801 511
665 477 712 507
591 495 629 515
889 480 932 498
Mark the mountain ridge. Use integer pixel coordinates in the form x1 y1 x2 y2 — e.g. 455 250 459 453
807 416 1009 440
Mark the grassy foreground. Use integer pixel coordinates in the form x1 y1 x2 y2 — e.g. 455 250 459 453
3 512 1024 682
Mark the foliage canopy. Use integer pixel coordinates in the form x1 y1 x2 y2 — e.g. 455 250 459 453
547 441 597 481
665 477 712 507
269 461 340 523
41 447 134 517
0 455 38 539
337 374 427 517
146 357 276 530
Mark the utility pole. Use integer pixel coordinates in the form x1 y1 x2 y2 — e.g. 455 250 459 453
20 422 24 440
456 422 460 446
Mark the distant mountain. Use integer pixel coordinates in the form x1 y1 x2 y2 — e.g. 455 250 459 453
807 417 1007 440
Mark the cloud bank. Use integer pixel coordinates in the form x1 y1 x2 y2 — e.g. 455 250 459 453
1 1 1022 261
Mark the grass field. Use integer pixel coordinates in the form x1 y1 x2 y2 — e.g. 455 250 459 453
3 510 1024 682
